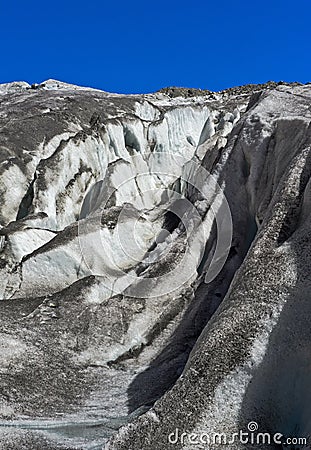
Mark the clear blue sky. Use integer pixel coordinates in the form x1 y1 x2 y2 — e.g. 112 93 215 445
1 0 310 93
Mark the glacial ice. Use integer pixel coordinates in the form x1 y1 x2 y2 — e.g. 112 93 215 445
0 80 310 449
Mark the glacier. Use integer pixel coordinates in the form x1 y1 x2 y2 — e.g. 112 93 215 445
0 79 310 449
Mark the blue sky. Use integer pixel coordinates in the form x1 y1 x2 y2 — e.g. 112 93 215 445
1 0 310 93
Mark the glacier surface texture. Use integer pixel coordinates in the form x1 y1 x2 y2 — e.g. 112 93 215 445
0 79 310 449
